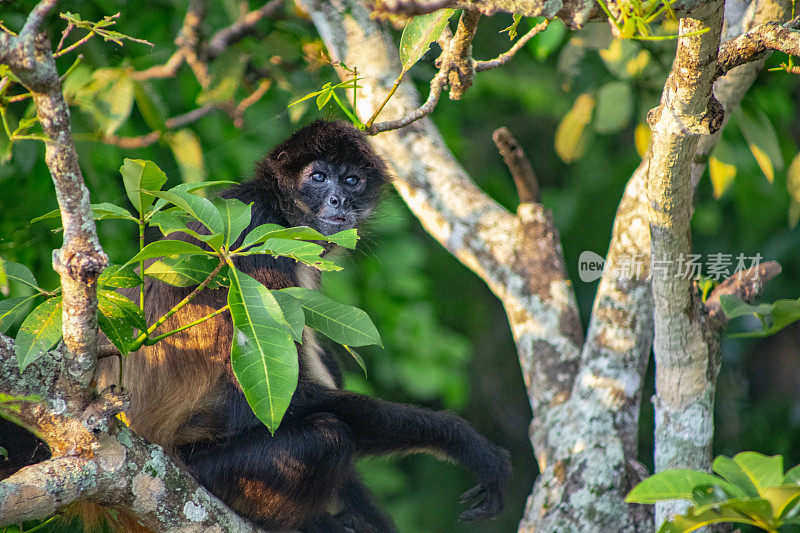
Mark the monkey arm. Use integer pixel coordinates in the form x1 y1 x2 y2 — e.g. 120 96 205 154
304 385 512 520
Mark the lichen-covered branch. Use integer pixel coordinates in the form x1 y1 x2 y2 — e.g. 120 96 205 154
300 0 583 465
718 17 800 72
646 3 726 524
0 334 264 531
373 0 723 29
1 0 106 388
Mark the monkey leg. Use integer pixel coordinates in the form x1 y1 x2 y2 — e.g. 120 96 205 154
179 412 354 529
309 386 513 521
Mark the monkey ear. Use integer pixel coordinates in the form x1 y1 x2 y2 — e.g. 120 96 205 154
273 151 289 163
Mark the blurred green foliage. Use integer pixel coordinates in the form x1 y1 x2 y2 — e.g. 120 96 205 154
1 2 799 532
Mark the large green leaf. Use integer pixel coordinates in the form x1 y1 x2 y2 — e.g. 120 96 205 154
215 198 252 247
97 290 146 354
241 225 359 250
763 485 800 519
399 9 456 74
149 190 223 234
0 295 40 333
98 264 142 289
271 290 305 343
280 286 382 347
145 256 227 288
661 499 768 532
15 297 62 371
125 240 209 266
719 452 784 497
151 181 237 213
260 239 341 271
626 469 746 504
228 267 298 434
719 294 772 320
120 159 168 217
784 463 800 484
31 202 137 224
0 261 39 292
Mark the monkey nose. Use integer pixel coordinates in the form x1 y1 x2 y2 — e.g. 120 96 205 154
328 195 341 208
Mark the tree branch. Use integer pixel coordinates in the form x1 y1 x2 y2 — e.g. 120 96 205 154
205 0 284 61
717 17 800 72
492 127 539 203
475 19 549 72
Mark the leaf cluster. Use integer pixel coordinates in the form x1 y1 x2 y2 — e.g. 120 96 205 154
627 452 800 532
720 294 800 338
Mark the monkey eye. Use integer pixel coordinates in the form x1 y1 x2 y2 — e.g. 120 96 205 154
344 175 360 186
311 172 327 182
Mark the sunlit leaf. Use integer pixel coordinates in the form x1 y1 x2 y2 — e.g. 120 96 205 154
281 286 382 347
145 256 226 288
635 122 651 158
626 469 745 504
120 159 168 217
97 290 146 354
98 263 142 289
259 239 341 271
343 345 367 377
88 68 135 136
215 197 252 247
709 140 737 198
0 260 39 292
125 240 209 265
148 190 223 234
399 9 456 74
134 81 167 132
15 297 62 371
0 295 40 333
735 107 783 184
169 129 206 184
555 93 594 163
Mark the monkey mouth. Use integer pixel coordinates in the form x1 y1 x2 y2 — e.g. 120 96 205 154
321 215 350 226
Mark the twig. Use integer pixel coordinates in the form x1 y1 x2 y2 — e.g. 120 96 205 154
374 0 454 16
205 0 283 61
236 79 272 113
365 70 447 134
178 0 211 88
718 17 800 73
52 31 95 58
493 126 539 203
705 261 782 326
55 22 74 53
131 50 186 81
475 19 549 71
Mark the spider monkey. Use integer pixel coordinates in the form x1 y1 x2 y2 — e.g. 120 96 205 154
96 120 512 532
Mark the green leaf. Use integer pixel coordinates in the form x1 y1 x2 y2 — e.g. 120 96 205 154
98 264 142 289
763 485 800 519
0 295 40 333
713 455 761 497
343 345 367 377
125 240 209 266
399 9 457 74
240 225 358 250
97 290 146 354
316 88 334 110
555 93 594 163
0 260 39 292
784 463 800 484
594 81 632 134
134 81 167 132
735 107 783 183
663 500 766 532
15 297 62 371
499 14 522 40
88 68 135 135
280 286 382 347
770 299 800 333
528 17 566 60
148 210 201 240
145 256 226 288
168 129 206 184
120 159 168 217
626 469 746 504
719 294 772 320
148 190 223 234
228 267 298 434
31 203 137 224
271 290 305 343
150 181 238 213
215 197 252 247
730 452 784 496
260 239 341 271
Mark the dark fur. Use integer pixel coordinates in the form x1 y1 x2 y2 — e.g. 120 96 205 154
96 120 511 531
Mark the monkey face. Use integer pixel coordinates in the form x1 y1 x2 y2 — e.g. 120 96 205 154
288 159 374 235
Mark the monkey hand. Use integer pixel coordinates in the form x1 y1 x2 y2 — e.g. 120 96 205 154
458 447 512 521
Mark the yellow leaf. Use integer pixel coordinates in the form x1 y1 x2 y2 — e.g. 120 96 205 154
169 129 206 185
787 151 800 202
555 93 595 163
790 200 800 229
749 143 774 183
709 155 737 198
635 122 651 158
